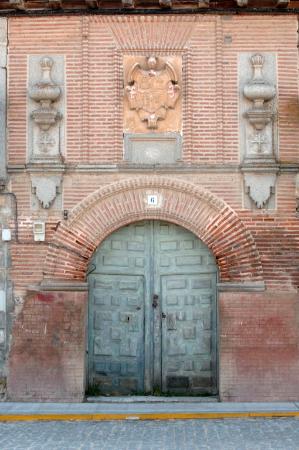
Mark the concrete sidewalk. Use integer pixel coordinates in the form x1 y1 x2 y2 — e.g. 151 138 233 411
0 398 299 421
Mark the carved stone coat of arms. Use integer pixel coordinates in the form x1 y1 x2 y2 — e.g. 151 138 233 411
125 56 181 130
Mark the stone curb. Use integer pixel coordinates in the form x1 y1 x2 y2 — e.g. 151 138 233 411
1 411 299 421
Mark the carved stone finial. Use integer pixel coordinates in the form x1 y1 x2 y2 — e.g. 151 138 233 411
29 56 62 132
125 56 180 130
28 55 65 163
243 54 276 132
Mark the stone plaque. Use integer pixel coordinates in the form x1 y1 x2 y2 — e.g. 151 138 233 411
124 133 181 164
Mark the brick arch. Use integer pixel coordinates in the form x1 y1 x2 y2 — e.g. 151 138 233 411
44 176 263 282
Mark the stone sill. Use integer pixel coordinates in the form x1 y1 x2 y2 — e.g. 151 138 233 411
28 280 88 292
217 282 266 292
27 281 266 293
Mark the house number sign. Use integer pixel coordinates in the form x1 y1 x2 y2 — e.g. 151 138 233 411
147 195 158 206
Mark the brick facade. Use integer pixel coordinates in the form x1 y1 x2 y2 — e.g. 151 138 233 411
2 13 299 401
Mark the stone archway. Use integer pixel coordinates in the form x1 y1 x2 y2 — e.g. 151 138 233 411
44 176 263 283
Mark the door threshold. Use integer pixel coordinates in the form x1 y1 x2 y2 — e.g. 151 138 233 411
86 396 219 403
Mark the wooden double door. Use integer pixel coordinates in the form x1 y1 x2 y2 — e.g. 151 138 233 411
88 221 218 395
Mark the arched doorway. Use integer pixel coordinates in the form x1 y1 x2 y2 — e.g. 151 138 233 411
88 220 218 396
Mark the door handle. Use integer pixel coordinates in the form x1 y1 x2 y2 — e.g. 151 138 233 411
152 294 159 308
161 312 166 319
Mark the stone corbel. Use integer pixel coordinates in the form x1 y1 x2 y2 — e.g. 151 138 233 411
31 175 62 209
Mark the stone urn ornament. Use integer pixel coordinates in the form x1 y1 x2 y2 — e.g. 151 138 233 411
243 53 276 132
29 56 62 132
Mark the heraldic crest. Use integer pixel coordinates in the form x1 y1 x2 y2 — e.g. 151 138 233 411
125 56 181 130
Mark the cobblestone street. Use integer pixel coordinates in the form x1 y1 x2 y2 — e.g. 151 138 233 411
0 418 298 450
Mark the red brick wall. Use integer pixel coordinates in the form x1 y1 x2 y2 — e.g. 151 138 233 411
220 292 299 401
7 290 87 402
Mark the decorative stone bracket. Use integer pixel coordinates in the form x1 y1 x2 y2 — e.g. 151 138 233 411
31 175 62 209
28 55 65 163
244 172 276 209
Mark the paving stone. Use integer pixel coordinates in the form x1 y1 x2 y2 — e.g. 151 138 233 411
0 419 299 450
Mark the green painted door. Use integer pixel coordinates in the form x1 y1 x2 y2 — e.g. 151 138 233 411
88 221 218 395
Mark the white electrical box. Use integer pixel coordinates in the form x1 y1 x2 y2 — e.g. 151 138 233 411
2 229 11 241
0 291 5 312
33 221 45 242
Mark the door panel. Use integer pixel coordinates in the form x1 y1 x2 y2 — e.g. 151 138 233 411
89 274 145 395
88 220 218 395
161 274 217 394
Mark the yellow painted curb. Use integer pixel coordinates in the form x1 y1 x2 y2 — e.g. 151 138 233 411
0 411 299 421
